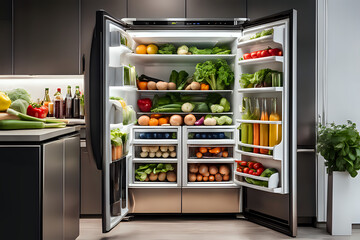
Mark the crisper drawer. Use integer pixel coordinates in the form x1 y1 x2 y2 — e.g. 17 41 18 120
184 126 235 145
131 126 181 145
182 188 240 213
129 188 181 213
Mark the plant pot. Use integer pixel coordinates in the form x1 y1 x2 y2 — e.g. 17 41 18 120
327 171 352 235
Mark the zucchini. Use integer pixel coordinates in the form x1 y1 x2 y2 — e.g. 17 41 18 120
0 120 66 130
7 108 63 123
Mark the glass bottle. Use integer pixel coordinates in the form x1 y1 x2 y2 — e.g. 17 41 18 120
72 86 80 118
65 85 72 118
269 98 282 147
253 98 260 153
80 92 85 119
260 98 269 154
43 88 54 117
241 97 253 152
54 88 64 119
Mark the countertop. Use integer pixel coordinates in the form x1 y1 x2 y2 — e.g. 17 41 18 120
0 126 82 142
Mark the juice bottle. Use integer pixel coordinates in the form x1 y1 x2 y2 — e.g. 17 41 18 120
260 98 269 154
241 97 253 152
269 98 282 147
253 98 260 153
43 88 53 117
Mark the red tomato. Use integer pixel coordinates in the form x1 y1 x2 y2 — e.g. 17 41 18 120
248 162 254 169
243 167 249 174
278 51 283 56
257 167 265 174
243 53 251 60
261 50 270 57
268 48 281 56
253 162 263 170
237 167 243 172
254 171 261 176
256 50 262 58
240 161 247 166
250 52 257 58
249 169 254 175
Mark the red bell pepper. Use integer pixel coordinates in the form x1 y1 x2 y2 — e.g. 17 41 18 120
268 48 282 56
137 98 152 112
27 103 49 118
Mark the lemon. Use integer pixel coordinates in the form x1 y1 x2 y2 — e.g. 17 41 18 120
0 91 11 111
135 45 147 54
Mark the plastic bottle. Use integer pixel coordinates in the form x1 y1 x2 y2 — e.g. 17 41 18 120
253 98 260 153
269 98 282 147
241 97 253 152
260 98 269 154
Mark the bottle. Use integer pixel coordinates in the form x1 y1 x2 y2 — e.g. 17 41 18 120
269 98 282 147
65 85 72 118
260 98 269 154
43 88 54 117
241 97 253 152
72 86 80 118
54 88 64 119
80 92 85 119
253 98 260 153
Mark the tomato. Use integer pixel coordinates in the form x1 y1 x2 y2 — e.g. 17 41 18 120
237 167 243 172
249 169 254 175
268 48 281 56
256 50 262 58
250 52 258 58
261 50 270 57
278 51 283 56
243 53 251 60
254 171 261 176
257 167 265 174
240 161 247 166
248 162 254 169
243 167 249 174
253 162 263 170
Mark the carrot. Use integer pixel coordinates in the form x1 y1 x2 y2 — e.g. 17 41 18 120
199 147 208 154
200 83 210 90
209 147 221 154
253 123 260 153
196 152 203 158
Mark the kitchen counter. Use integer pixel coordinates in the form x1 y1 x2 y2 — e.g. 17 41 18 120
0 126 83 142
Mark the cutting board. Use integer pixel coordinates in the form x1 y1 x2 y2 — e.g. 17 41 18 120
0 113 20 120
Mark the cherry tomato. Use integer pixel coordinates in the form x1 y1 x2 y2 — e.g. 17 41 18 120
237 167 243 172
253 162 263 170
248 162 254 169
278 51 283 56
268 48 281 56
240 161 247 166
251 51 258 58
257 167 265 174
243 167 249 174
249 169 254 175
243 53 251 60
256 50 262 58
261 50 270 57
254 171 261 176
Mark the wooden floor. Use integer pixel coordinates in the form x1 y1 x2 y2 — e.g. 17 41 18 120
78 216 360 240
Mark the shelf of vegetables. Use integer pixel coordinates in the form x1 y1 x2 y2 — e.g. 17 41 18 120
237 26 284 48
238 56 283 66
237 87 283 93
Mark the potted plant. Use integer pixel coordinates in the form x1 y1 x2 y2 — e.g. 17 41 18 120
318 121 360 235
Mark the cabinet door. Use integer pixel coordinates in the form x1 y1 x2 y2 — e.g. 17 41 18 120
14 0 80 74
186 0 246 18
128 0 185 18
64 135 80 240
0 0 12 74
43 140 64 240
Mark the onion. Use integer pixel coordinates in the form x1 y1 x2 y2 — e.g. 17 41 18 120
215 173 222 182
189 173 196 182
189 164 199 173
184 114 196 126
219 165 230 175
203 176 209 181
170 115 183 126
147 81 157 90
196 174 203 181
209 165 218 175
167 172 177 182
156 81 168 90
198 164 209 175
222 175 230 181
209 175 215 181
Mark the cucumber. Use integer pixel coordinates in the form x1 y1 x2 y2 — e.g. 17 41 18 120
0 120 66 130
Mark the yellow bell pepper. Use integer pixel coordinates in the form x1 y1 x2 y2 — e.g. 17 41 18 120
0 91 11 111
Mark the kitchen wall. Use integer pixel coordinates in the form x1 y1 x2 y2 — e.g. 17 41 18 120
317 0 360 224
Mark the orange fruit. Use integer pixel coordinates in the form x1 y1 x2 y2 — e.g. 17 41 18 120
146 44 158 54
158 118 168 125
148 118 159 126
136 45 147 54
137 81 148 90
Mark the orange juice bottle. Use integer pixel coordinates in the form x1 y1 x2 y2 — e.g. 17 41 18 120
253 98 260 153
260 98 269 154
269 98 282 147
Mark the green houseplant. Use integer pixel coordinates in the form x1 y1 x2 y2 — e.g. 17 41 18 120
318 120 360 177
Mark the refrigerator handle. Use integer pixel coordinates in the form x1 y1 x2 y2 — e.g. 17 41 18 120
297 149 315 153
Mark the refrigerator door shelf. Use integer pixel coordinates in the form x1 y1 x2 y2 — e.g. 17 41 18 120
238 56 284 66
237 87 283 94
235 171 279 188
237 25 285 48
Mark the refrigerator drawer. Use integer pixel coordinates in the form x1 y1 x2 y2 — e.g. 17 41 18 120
129 188 181 213
182 188 240 213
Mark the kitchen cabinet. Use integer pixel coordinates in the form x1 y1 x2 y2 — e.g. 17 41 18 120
0 0 12 74
0 129 80 240
13 0 80 75
186 0 246 18
128 0 185 18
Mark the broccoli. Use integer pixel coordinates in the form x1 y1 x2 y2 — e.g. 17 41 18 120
158 44 176 54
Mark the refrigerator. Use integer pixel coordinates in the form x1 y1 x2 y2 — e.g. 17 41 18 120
87 9 297 236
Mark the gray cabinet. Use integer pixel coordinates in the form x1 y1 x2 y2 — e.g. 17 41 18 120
0 0 12 74
128 0 185 18
13 0 80 75
186 0 246 18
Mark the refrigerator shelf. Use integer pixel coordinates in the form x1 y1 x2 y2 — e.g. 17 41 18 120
236 119 282 124
129 182 179 188
235 171 273 181
237 142 274 150
237 26 285 48
237 35 273 47
233 179 281 193
132 158 178 163
235 149 274 159
137 90 233 94
187 139 235 145
184 182 238 188
187 158 235 163
185 125 236 129
137 112 233 115
126 53 236 64
237 87 283 93
131 139 178 145
238 56 283 66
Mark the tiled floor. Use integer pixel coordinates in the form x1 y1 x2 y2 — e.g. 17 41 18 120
77 217 360 240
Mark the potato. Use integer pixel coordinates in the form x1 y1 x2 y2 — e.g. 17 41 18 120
168 146 175 152
158 172 166 182
188 173 196 182
156 151 162 158
219 165 230 175
167 172 176 182
168 82 176 90
147 81 157 90
138 115 150 126
209 165 218 175
160 146 168 152
198 164 209 175
149 152 155 158
189 164 199 173
156 81 168 90
149 172 158 181
170 151 176 158
215 173 222 182
140 151 148 158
